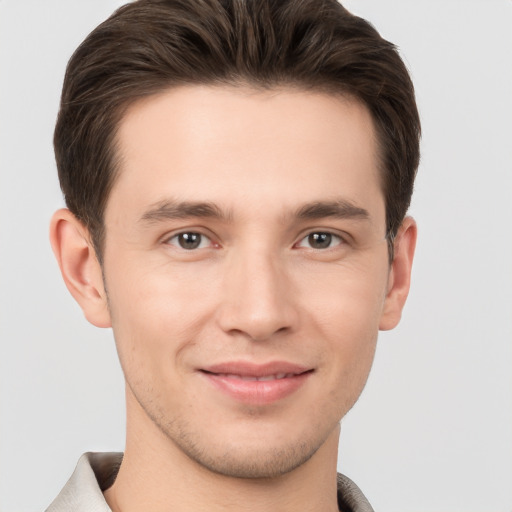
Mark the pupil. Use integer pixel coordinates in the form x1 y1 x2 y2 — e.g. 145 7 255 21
179 233 201 250
309 232 331 249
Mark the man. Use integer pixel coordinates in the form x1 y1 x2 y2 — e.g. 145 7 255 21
47 0 419 510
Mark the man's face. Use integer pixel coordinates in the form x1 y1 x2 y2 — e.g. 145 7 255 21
99 86 395 477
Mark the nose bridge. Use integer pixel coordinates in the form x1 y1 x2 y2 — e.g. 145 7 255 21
217 244 297 340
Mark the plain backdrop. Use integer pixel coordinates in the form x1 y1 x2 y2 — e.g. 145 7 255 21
1 1 511 511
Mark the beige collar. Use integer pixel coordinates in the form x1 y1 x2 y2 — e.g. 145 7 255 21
46 452 374 512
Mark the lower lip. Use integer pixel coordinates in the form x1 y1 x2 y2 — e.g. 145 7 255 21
201 371 312 405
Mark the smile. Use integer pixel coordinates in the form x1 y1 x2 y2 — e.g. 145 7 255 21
209 372 298 381
199 362 313 405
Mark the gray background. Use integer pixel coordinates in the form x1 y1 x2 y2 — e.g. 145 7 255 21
1 1 511 511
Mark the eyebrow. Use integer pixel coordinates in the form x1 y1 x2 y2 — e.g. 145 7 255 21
140 200 231 223
294 200 370 221
139 198 369 224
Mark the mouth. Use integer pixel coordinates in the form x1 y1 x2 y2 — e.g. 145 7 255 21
199 361 313 405
205 372 303 381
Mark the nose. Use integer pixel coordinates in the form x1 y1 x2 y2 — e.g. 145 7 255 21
216 248 299 341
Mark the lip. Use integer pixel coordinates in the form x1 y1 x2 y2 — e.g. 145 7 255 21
199 361 313 405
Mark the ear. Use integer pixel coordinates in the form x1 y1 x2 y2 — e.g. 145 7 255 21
379 216 417 331
49 208 112 328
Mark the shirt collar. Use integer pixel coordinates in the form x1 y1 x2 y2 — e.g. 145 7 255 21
46 452 121 512
46 452 374 512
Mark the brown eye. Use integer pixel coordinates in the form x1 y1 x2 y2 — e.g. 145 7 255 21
296 232 343 250
178 233 201 249
308 233 332 249
167 232 210 250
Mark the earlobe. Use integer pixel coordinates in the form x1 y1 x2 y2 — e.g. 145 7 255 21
379 217 417 331
49 208 112 328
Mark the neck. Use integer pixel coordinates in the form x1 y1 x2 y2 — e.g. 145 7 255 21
104 389 341 512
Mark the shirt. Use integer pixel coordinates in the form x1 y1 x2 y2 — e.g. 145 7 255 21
46 452 374 512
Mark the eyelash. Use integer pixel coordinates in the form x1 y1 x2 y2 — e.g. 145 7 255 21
164 230 346 251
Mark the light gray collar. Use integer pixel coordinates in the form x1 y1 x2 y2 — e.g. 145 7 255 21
46 452 122 512
46 452 374 512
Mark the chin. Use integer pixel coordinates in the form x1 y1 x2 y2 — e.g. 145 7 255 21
158 412 338 480
177 438 321 479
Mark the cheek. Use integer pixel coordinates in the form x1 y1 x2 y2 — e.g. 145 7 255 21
313 291 380 418
104 256 222 377
314 283 380 379
298 257 390 333
297 260 387 395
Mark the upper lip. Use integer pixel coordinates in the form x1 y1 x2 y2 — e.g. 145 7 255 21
200 361 312 378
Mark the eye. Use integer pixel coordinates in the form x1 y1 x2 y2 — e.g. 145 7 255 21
166 232 212 250
296 232 344 250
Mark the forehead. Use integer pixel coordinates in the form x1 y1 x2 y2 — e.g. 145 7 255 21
108 85 384 224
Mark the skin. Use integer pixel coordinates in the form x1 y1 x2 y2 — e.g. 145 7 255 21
50 86 416 512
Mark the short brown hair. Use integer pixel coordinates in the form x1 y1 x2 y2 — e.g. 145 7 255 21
54 0 420 261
